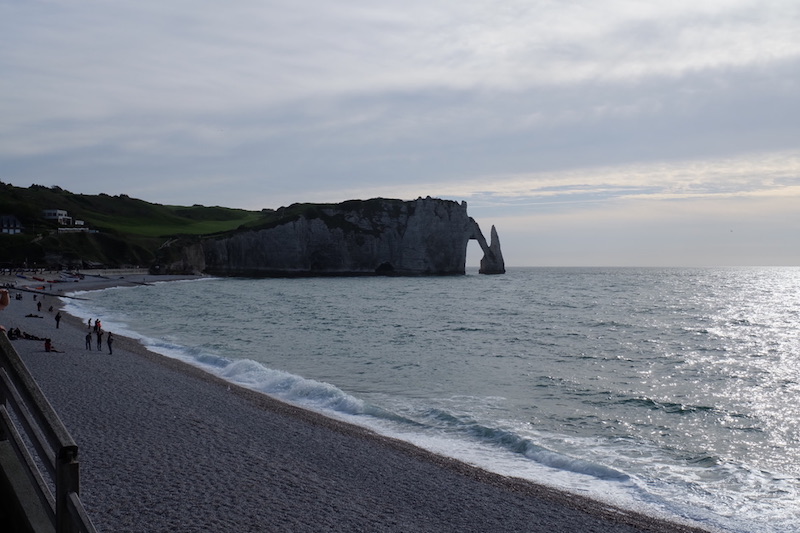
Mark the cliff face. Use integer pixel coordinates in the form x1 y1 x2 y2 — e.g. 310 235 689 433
156 197 505 276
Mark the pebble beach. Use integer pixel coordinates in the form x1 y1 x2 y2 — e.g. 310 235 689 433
0 273 715 532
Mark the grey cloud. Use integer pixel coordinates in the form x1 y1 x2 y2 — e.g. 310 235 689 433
2 1 799 265
3 54 799 194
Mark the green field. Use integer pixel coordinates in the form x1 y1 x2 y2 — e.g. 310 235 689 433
0 182 268 267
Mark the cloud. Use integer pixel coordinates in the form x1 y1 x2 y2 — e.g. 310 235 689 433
471 150 800 200
483 190 800 267
318 148 800 208
2 1 799 265
4 1 799 118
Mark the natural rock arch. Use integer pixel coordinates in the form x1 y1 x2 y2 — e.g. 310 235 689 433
156 197 505 277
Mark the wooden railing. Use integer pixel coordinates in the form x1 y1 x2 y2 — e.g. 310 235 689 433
0 333 97 533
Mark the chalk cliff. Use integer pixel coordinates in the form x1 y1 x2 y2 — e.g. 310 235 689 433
154 197 505 276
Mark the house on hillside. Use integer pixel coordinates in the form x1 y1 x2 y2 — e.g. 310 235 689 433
1 214 24 234
42 208 96 233
42 209 73 225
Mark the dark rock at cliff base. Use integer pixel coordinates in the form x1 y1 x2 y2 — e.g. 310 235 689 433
154 197 505 277
479 225 506 275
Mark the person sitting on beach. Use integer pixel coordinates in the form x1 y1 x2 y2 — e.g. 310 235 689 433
44 338 64 353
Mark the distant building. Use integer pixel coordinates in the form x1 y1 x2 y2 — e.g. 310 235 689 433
42 209 72 225
1 214 24 234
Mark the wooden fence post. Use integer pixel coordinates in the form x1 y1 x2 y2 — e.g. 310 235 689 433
55 445 80 533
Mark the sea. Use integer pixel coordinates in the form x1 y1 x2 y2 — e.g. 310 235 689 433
61 267 800 533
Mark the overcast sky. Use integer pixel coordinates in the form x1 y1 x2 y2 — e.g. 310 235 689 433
2 1 799 266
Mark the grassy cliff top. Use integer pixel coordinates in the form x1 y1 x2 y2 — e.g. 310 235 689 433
0 182 264 237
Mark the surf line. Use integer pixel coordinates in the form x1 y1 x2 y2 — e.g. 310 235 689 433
8 286 90 301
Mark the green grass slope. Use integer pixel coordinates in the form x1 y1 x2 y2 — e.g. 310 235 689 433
0 182 265 268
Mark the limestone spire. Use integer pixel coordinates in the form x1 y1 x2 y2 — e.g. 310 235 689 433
479 225 505 274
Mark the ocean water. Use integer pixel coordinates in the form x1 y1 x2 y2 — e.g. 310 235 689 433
62 267 800 532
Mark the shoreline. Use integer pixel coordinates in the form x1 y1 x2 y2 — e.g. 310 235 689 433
1 273 717 532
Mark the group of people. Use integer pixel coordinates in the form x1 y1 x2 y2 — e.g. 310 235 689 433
6 327 43 341
0 287 116 355
6 327 64 354
87 318 114 354
0 288 61 352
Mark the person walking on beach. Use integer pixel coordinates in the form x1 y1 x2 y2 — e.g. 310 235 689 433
37 300 42 312
85 331 92 350
55 311 62 329
107 333 114 355
96 329 104 350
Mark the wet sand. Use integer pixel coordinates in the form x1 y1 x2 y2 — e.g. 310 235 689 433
0 275 717 532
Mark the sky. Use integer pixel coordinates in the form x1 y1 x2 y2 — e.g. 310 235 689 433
2 1 799 267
